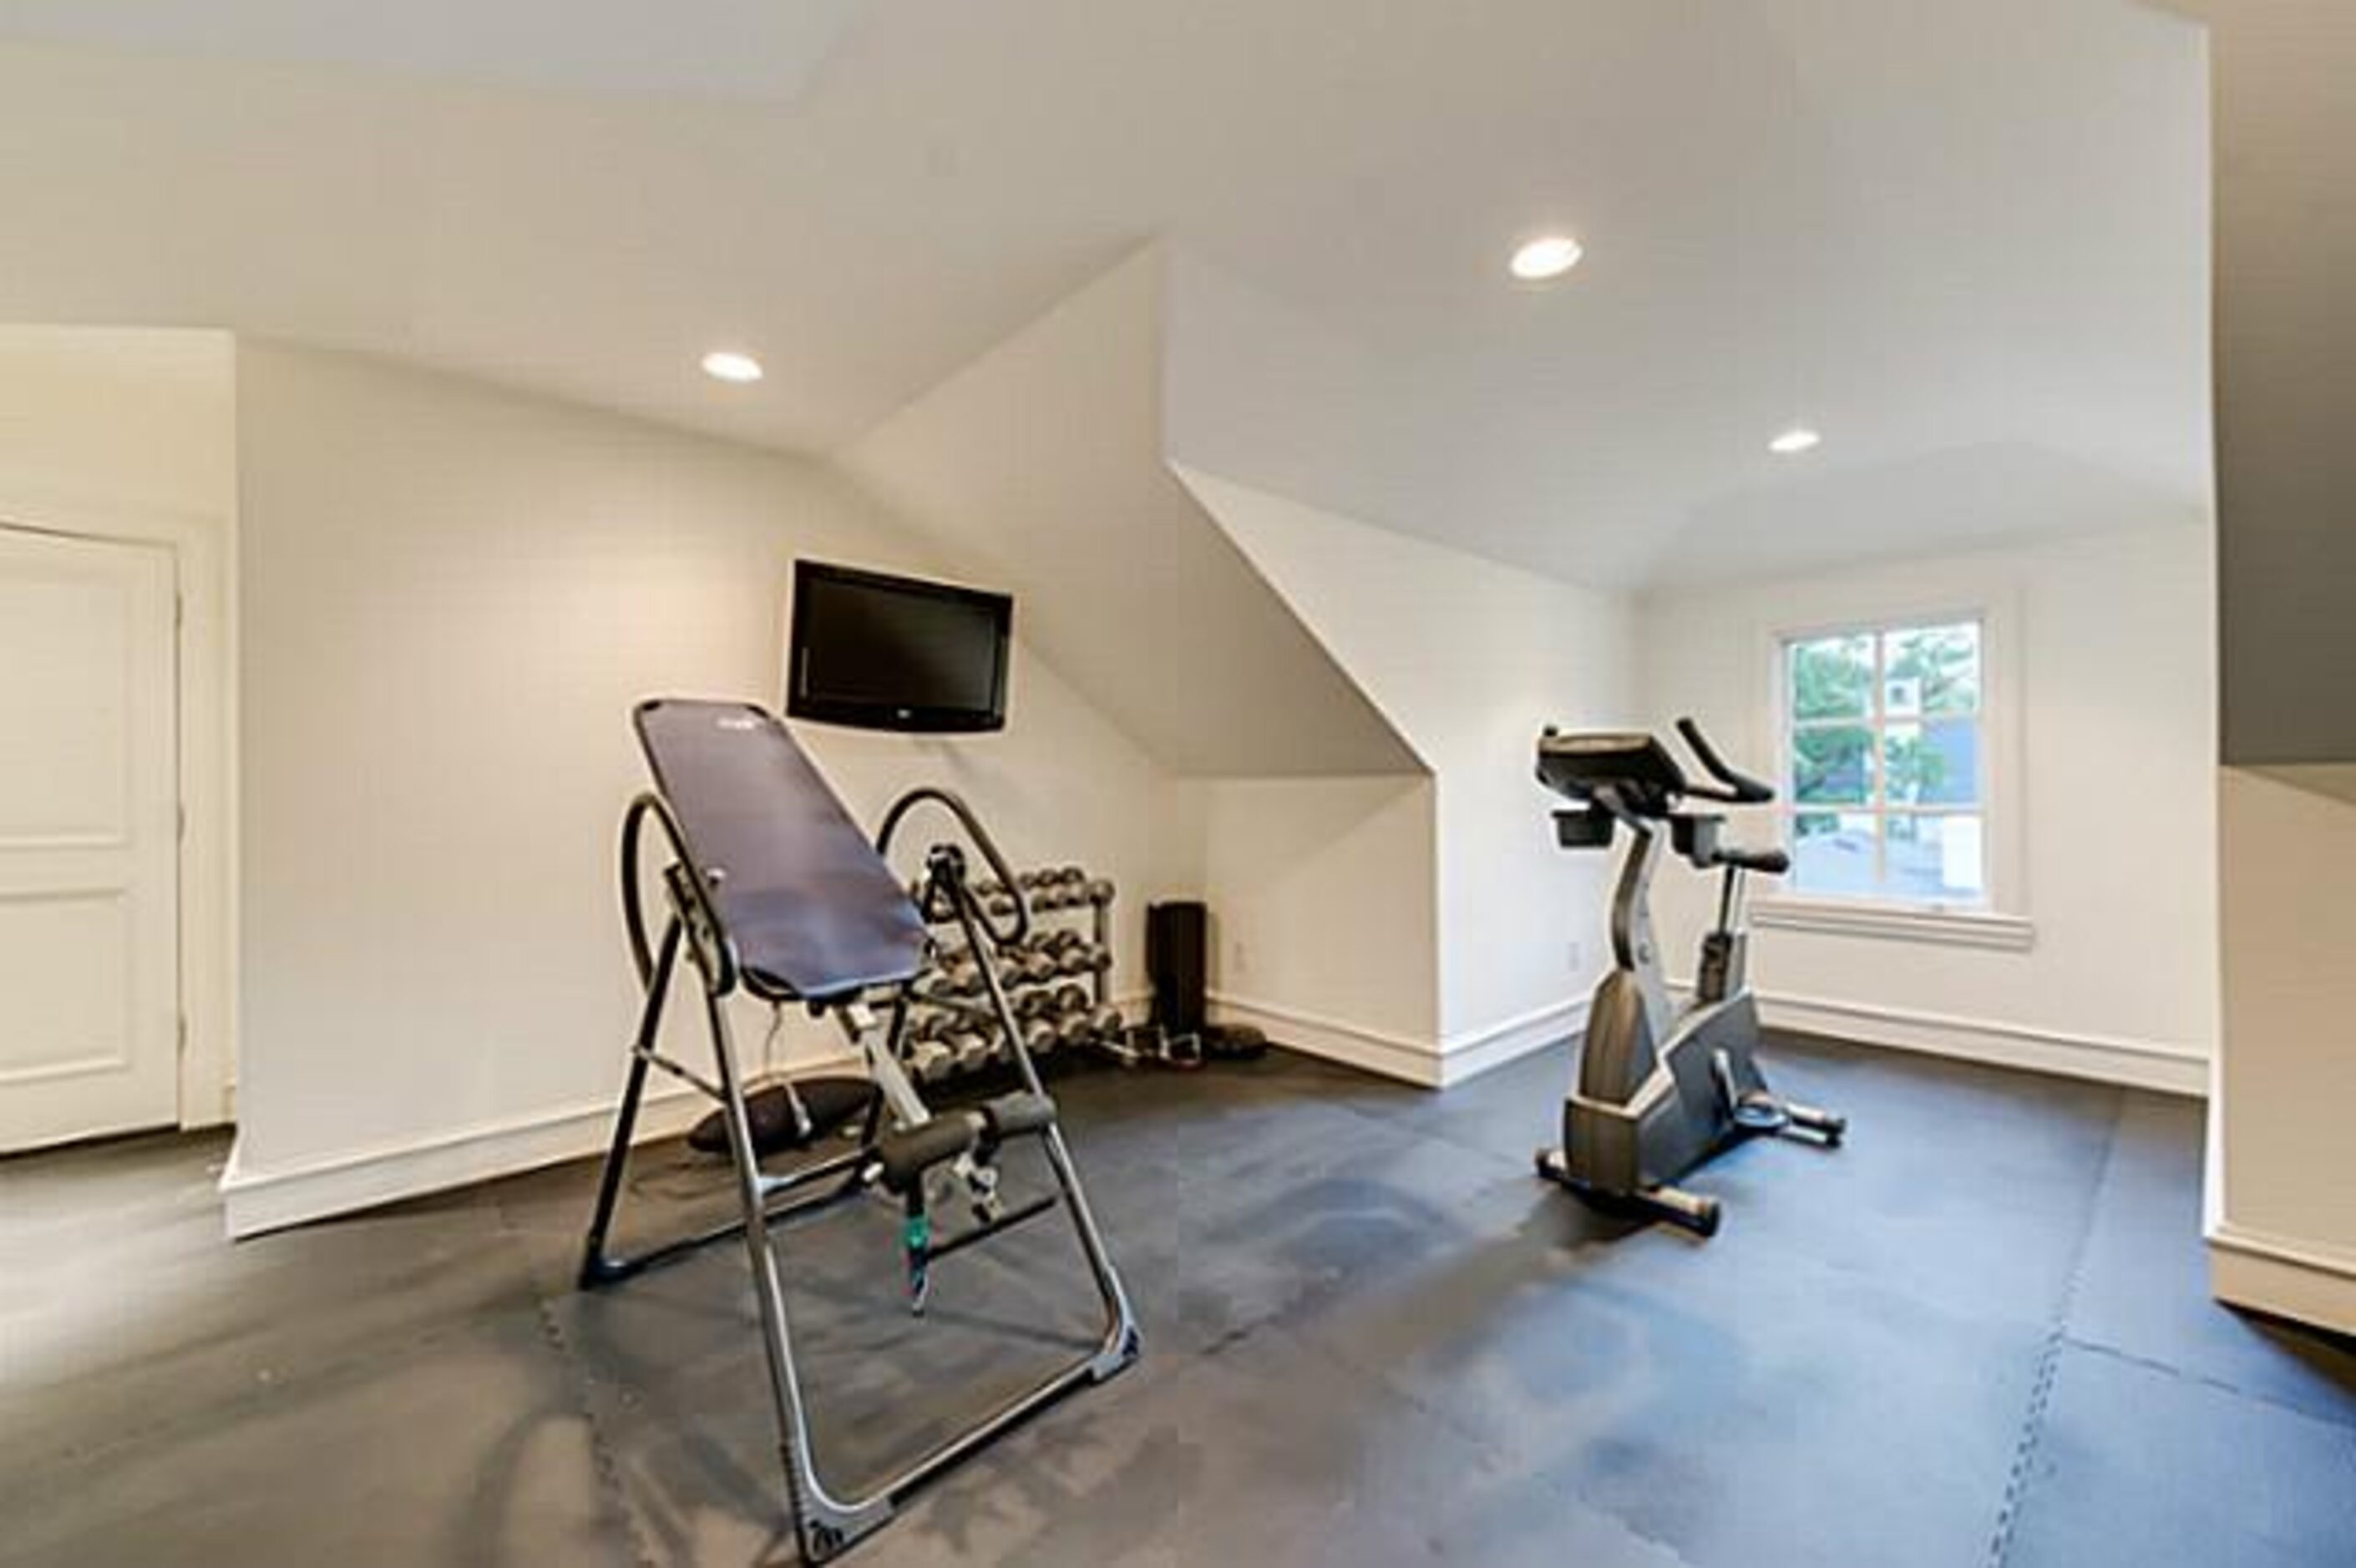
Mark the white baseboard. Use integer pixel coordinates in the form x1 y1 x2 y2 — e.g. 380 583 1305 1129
218 1053 861 1239
1208 993 1443 1085
2208 1222 2356 1338
1437 998 1586 1086
1207 993 1583 1089
1669 979 2211 1096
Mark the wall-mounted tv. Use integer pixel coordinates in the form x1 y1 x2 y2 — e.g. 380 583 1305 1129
786 560 1013 733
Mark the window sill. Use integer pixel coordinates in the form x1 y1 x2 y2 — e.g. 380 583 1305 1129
1752 898 2035 952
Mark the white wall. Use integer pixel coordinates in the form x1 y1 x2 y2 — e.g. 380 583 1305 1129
0 325 240 1129
2148 0 2356 1332
0 325 236 518
1639 524 2218 1090
227 342 1169 1232
2212 768 2356 1332
1157 774 1441 1075
1176 467 1637 1076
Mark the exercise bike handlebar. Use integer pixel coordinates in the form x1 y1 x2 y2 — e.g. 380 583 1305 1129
1675 717 1776 806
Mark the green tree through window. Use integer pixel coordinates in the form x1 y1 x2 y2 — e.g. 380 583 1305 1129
1782 620 1985 904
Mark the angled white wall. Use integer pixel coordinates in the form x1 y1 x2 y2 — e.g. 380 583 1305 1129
846 247 1416 780
1173 468 1635 1075
845 246 1468 1082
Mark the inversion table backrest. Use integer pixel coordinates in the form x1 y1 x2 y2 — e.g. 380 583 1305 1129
634 699 926 1004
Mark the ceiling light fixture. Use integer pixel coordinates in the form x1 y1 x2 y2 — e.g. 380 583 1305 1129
701 349 764 384
1508 235 1583 282
1769 427 1822 456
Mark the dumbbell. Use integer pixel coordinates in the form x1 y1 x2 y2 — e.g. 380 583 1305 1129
1055 1011 1097 1048
1090 1005 1124 1039
1016 948 1061 984
1051 983 1090 1016
1062 942 1112 977
907 1039 954 1083
950 1030 995 1071
1022 1019 1058 1055
1085 878 1115 905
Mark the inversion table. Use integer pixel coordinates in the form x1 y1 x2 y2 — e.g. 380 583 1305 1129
579 698 1141 1563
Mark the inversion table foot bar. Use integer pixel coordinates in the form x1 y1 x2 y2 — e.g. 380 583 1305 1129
578 699 1141 1564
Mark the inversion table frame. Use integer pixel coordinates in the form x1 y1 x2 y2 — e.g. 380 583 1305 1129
579 699 1141 1563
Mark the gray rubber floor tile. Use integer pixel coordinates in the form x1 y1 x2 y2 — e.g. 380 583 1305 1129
2070 1092 2356 1430
0 1302 629 1568
2003 1343 2356 1568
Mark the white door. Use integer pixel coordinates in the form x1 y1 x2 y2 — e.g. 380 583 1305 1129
0 525 180 1151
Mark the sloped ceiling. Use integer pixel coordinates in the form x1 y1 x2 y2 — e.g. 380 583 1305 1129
0 0 2209 589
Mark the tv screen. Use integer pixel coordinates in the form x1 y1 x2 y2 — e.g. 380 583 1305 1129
787 561 1012 733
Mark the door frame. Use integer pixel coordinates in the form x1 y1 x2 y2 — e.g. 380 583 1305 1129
0 484 236 1130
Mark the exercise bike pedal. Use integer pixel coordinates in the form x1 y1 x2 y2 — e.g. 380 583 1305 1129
1729 1091 1791 1136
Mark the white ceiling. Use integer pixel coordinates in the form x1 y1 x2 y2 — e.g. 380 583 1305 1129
0 0 865 99
0 0 2212 588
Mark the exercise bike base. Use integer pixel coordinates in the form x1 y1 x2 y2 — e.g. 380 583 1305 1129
1784 1101 1847 1147
1536 1148 1723 1237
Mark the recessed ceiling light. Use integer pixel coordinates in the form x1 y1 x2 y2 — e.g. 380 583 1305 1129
1508 235 1583 282
1769 427 1822 455
701 349 763 384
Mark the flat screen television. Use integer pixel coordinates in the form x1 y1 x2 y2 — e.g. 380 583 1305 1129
786 560 1013 733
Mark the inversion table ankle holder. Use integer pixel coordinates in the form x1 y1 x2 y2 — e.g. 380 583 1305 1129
579 698 1141 1563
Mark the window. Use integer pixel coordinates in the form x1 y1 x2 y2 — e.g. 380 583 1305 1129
1780 619 1986 907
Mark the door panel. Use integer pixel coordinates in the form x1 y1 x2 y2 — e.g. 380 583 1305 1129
0 527 178 1151
0 892 131 1079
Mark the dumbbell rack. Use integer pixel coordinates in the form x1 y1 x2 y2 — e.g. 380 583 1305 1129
899 866 1122 1085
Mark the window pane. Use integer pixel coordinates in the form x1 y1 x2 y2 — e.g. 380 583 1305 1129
1884 718 1980 807
1792 724 1874 806
1884 622 1980 716
1791 812 1879 897
1883 812 1986 903
1790 635 1873 721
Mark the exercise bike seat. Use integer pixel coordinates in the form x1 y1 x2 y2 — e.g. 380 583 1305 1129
635 699 926 1004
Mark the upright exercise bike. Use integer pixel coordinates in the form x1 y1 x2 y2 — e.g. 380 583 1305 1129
1534 718 1845 1235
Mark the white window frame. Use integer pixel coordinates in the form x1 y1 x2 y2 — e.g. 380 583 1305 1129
1755 587 2033 952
